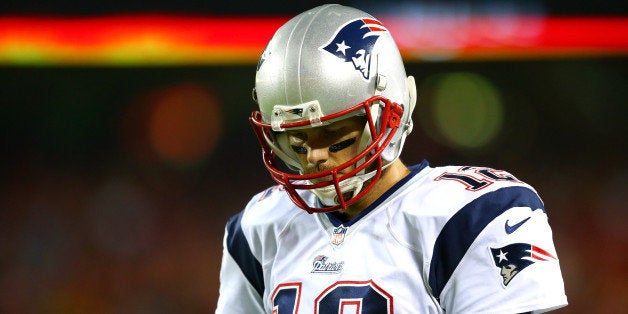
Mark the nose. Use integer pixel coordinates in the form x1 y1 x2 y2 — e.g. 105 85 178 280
307 146 329 168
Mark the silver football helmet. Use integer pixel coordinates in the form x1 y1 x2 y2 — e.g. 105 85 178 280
250 4 416 213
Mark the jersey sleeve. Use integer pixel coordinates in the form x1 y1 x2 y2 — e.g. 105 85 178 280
215 212 265 313
433 186 568 313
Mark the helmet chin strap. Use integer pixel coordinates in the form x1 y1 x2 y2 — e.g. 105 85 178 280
310 159 395 207
310 169 375 207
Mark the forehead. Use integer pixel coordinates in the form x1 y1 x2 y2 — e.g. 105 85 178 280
287 115 365 136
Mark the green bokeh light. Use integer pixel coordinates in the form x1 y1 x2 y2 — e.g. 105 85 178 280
431 72 504 149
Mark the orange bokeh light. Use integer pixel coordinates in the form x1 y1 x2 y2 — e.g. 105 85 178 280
146 83 222 164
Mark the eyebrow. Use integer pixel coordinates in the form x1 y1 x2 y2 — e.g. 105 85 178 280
287 124 347 138
322 126 346 134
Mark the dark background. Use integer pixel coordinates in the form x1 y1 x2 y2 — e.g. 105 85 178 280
1 1 626 313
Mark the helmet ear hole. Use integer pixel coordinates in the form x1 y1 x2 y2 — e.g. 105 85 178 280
252 87 258 103
376 74 387 92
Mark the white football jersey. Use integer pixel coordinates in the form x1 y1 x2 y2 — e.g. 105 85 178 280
216 160 567 313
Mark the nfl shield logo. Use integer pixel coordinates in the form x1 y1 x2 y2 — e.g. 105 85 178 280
331 225 348 246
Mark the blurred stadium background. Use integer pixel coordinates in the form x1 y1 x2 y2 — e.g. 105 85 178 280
1 1 626 313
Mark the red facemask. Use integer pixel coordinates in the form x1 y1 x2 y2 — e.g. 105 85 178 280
249 95 403 213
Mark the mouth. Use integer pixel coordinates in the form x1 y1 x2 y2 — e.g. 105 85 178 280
309 175 334 184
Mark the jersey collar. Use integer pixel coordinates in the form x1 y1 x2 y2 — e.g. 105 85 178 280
325 159 430 227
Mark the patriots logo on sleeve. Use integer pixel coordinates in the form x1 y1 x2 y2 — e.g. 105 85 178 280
490 243 556 286
321 18 388 80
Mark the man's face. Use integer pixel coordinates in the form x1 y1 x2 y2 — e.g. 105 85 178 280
286 116 366 179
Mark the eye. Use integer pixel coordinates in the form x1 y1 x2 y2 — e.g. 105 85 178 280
291 145 308 155
329 138 356 153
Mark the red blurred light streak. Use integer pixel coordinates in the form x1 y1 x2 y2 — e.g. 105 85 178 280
0 14 626 65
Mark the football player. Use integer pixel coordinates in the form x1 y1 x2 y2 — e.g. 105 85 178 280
217 4 567 313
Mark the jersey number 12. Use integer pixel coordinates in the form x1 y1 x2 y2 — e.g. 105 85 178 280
272 280 393 313
435 166 519 191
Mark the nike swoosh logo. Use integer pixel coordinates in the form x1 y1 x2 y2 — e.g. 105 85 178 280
505 216 531 234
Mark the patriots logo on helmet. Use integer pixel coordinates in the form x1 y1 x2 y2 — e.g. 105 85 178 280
285 108 304 117
321 18 388 80
257 44 271 71
490 243 556 286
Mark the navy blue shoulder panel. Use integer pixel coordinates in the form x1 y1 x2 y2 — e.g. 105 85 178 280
226 211 265 297
428 186 545 300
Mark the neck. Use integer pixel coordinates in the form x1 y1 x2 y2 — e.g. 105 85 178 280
336 159 410 220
